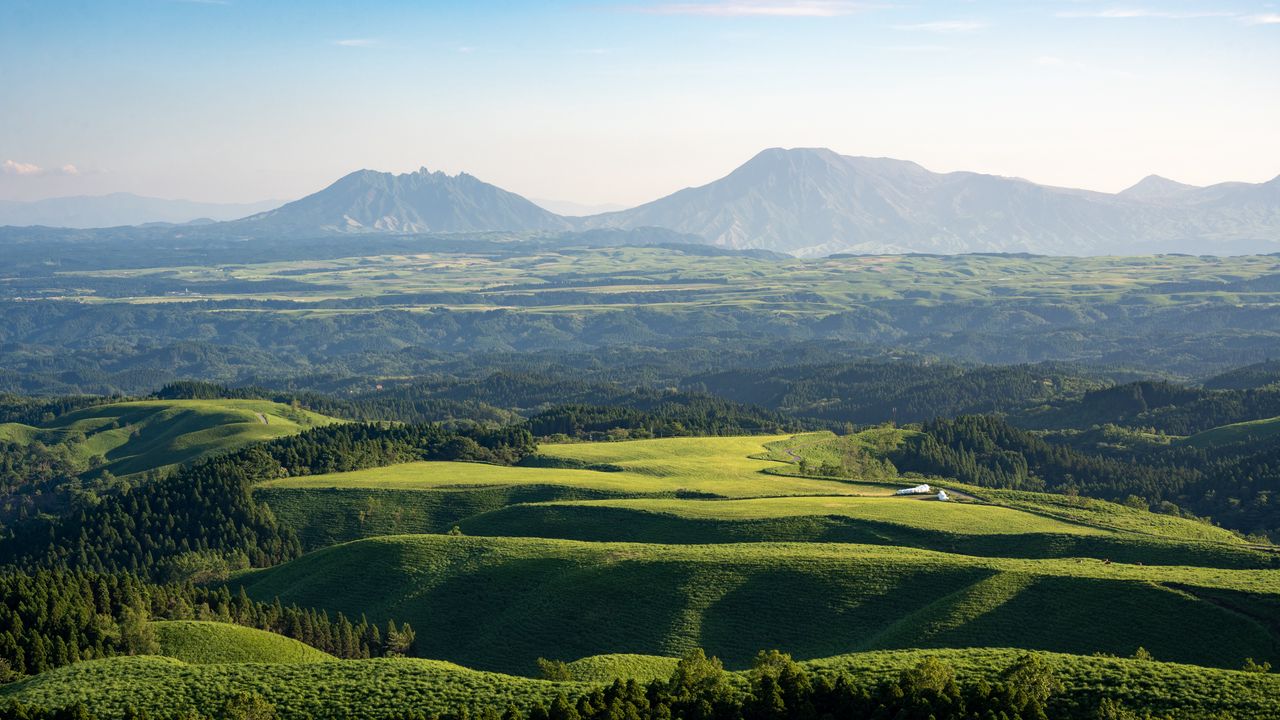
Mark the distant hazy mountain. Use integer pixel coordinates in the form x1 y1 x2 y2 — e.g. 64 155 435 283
0 193 280 228
1119 175 1200 201
531 198 630 216
581 148 1280 256
236 167 571 234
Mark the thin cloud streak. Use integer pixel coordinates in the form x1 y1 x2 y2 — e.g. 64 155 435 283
1056 8 1238 20
633 1 874 17
2 160 81 177
891 20 985 33
334 38 378 47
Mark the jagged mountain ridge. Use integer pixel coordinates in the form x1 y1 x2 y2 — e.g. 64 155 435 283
235 167 571 234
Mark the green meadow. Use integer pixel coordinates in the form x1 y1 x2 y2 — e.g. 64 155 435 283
153 621 336 664
0 399 336 477
228 534 1280 674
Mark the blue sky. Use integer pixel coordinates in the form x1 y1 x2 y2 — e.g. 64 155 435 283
1 0 1278 206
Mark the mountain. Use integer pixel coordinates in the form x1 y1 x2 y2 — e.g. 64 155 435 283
581 148 1280 256
236 167 571 235
0 192 280 228
1119 174 1200 201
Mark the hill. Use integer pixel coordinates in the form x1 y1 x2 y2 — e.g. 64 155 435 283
153 620 337 664
256 433 1269 569
583 148 1280 256
234 167 572 235
228 533 1280 674
0 398 338 478
5 648 1280 720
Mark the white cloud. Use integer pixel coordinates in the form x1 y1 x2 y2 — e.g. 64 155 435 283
334 38 378 47
1244 13 1280 24
2 160 83 177
1056 8 1237 20
3 160 42 176
892 20 986 33
635 1 873 17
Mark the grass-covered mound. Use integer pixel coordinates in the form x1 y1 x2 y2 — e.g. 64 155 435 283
456 500 1275 568
5 649 1279 720
0 399 336 477
153 621 336 664
228 534 1280 674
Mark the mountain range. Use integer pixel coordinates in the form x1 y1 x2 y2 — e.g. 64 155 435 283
0 193 280 228
8 149 1279 256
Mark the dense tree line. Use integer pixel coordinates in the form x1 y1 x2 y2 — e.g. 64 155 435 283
895 415 1280 540
0 422 536 574
0 569 415 680
686 361 1115 426
525 399 801 440
0 649 1155 720
1023 381 1280 435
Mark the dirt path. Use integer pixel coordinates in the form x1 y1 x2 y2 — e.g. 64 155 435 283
254 412 268 425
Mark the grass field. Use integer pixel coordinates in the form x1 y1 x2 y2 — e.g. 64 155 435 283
153 621 336 664
0 399 336 477
5 648 1279 720
257 434 1269 570
1183 415 1280 449
261 436 877 499
228 534 1280 674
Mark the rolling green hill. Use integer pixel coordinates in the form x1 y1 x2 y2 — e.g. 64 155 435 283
153 621 337 664
0 398 338 477
228 534 1280 674
1183 415 1280 449
257 434 1269 569
5 648 1279 720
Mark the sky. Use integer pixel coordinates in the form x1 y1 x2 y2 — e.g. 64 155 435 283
1 0 1278 207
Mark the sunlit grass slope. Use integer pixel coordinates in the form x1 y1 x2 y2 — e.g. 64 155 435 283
5 648 1279 720
257 434 1270 568
153 621 336 664
1183 415 1280 449
229 534 1280 674
0 399 336 477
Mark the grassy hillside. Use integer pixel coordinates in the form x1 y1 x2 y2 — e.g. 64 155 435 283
153 621 336 664
1183 415 1280 449
455 501 1273 569
229 534 1280 674
5 649 1280 720
0 399 337 477
258 434 1268 568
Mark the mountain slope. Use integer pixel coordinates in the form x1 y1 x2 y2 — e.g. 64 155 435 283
0 193 279 228
236 168 571 234
582 148 1280 256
